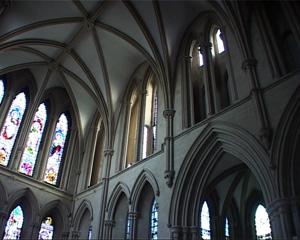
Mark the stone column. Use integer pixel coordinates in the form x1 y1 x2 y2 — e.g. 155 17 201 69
242 58 272 151
182 56 194 127
29 222 41 239
171 225 182 240
104 220 115 240
268 198 297 239
128 212 139 240
200 42 215 116
98 149 114 239
135 89 148 162
71 231 80 240
61 231 69 240
0 211 7 238
163 109 176 187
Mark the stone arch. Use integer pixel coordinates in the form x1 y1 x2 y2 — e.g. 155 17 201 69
272 86 300 197
0 180 7 212
39 200 70 238
4 188 39 239
73 199 93 231
106 181 130 220
169 121 274 228
130 169 160 212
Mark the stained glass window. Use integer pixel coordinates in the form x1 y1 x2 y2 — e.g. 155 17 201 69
200 201 211 239
0 92 27 166
38 216 54 239
19 103 47 176
150 199 158 239
44 113 69 185
0 79 4 104
255 205 272 239
4 205 24 239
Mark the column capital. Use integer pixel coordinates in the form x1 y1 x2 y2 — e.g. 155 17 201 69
242 58 257 70
163 109 176 119
104 220 116 227
104 149 114 157
182 56 193 63
199 42 212 50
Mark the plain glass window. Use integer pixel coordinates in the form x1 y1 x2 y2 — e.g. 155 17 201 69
200 201 211 239
255 205 272 239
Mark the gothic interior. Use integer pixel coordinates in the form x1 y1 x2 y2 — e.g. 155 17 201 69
0 0 299 239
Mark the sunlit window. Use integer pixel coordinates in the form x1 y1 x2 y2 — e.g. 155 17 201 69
198 46 204 67
200 201 211 239
216 29 225 54
151 199 158 239
4 206 24 239
152 88 158 151
0 79 4 104
225 217 230 239
126 213 130 240
88 227 92 240
38 216 54 239
19 103 47 176
142 126 149 159
255 205 272 239
0 92 27 166
44 113 69 185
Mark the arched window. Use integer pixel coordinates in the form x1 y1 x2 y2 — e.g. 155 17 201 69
0 92 27 166
143 79 158 159
200 201 211 239
150 199 158 239
255 205 272 239
197 46 204 67
4 205 24 239
0 79 4 104
225 216 230 239
125 212 130 240
19 103 47 176
215 29 225 54
38 216 54 239
44 113 69 185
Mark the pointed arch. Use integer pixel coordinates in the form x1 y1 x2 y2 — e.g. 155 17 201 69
106 182 130 220
130 169 160 211
169 121 274 227
272 86 300 197
73 200 93 231
39 200 70 234
0 180 7 212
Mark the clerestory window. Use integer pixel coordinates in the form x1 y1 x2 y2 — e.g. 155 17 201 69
0 92 27 166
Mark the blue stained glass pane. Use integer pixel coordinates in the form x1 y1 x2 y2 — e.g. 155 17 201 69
0 79 4 104
19 103 47 176
44 113 68 185
0 93 27 166
4 206 24 239
38 217 54 239
151 199 158 239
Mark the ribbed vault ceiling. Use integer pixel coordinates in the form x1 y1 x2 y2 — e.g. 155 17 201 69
0 0 218 140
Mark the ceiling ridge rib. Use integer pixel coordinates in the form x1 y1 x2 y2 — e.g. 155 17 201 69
0 18 83 43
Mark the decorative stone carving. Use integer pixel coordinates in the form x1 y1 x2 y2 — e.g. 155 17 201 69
164 170 175 187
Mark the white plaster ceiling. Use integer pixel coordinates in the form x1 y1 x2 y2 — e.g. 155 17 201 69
0 0 216 139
